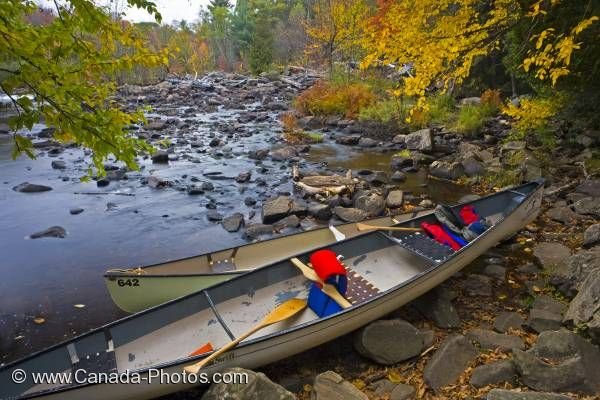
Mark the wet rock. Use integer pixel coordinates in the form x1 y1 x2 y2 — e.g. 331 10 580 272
423 334 477 392
486 389 573 400
236 171 252 183
145 120 167 130
30 226 66 239
386 190 404 208
222 213 244 232
151 150 169 164
147 175 170 188
69 207 84 215
573 197 600 217
533 243 570 271
391 171 407 182
564 270 600 343
358 137 378 148
405 128 433 152
262 196 293 224
494 312 525 333
273 215 300 230
207 210 223 222
583 224 600 247
334 207 368 222
201 182 214 191
201 367 294 400
461 274 493 297
390 384 416 400
470 360 517 388
466 328 525 352
311 370 367 400
12 182 52 193
512 329 600 394
244 223 274 240
391 155 413 170
412 287 461 328
354 192 385 216
335 135 361 146
244 197 257 207
51 160 66 170
308 204 332 220
208 137 222 147
354 319 424 365
270 146 298 161
187 185 204 195
249 148 269 160
96 178 110 187
429 160 465 181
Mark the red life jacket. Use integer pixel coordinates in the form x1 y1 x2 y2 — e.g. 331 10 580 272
459 205 479 225
421 222 462 251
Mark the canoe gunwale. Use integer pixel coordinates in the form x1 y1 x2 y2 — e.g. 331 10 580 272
2 181 544 399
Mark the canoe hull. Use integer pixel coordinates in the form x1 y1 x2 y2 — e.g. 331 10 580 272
30 183 543 400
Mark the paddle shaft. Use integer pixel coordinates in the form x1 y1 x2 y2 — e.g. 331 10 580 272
355 223 421 232
290 258 351 309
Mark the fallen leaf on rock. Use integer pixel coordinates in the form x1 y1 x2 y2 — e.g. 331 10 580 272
33 317 45 324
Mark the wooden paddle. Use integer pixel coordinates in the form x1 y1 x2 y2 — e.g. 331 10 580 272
290 258 352 309
184 298 307 374
355 223 422 232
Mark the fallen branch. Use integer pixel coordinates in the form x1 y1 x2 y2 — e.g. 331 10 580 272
74 191 135 196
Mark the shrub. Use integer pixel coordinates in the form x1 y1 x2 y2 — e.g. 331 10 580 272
480 89 502 110
455 103 498 136
427 93 456 124
294 81 375 119
502 95 564 146
280 112 298 133
358 98 404 124
283 130 323 144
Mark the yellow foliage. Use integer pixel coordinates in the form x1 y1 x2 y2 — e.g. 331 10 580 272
502 96 563 136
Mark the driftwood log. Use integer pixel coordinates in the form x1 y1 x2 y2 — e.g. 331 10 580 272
292 166 356 196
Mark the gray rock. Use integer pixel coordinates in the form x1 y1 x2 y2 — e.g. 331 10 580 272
494 312 525 333
187 185 204 195
12 182 53 193
207 210 223 222
30 226 66 239
244 197 257 206
370 379 396 396
461 156 486 177
423 334 477 392
412 288 461 328
486 389 573 400
386 190 404 208
273 215 300 230
391 155 413 170
512 329 600 394
482 264 507 282
405 128 433 152
201 368 295 400
573 197 600 217
311 370 367 400
147 175 170 188
533 243 571 271
335 135 361 145
358 137 378 147
222 213 244 232
546 206 579 224
151 150 169 163
354 192 385 216
354 319 424 364
429 160 465 181
527 309 563 333
334 207 368 222
69 207 84 215
248 148 269 160
469 360 517 388
244 224 274 240
460 97 481 105
308 204 332 220
51 160 66 170
564 271 600 342
390 383 416 400
392 134 406 144
462 274 493 297
583 224 600 247
201 181 215 191
467 328 525 352
420 329 435 348
391 171 407 182
236 171 252 183
575 179 600 197
550 248 600 296
262 196 293 224
270 146 298 161
532 295 567 315
145 120 167 130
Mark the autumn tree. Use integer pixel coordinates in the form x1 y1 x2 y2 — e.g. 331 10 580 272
0 0 167 175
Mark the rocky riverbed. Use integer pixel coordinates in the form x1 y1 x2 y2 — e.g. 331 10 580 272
2 68 599 399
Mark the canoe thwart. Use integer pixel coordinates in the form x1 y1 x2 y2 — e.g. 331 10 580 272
355 223 422 232
290 257 352 309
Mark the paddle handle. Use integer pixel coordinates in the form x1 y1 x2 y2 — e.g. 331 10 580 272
356 223 421 232
290 258 351 309
184 323 263 374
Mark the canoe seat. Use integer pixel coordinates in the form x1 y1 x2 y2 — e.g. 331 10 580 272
345 266 380 305
383 231 455 264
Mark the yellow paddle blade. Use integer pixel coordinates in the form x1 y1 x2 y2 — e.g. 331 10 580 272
262 298 308 325
290 258 321 282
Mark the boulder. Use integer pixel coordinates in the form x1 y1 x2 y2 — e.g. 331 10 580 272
308 204 332 221
466 328 525 352
386 190 404 208
207 210 223 222
273 215 300 230
512 329 600 395
262 196 293 224
429 160 465 181
244 224 274 240
236 171 252 183
335 135 361 145
412 288 461 329
494 312 525 333
147 175 170 188
12 182 52 193
564 270 600 342
392 134 406 144
486 389 573 400
151 150 169 164
29 226 66 239
423 334 477 392
526 309 563 333
201 368 295 400
469 360 518 388
354 319 424 364
550 248 600 296
546 206 579 224
583 224 600 247
573 197 600 217
391 171 407 182
270 146 298 161
390 384 416 400
460 97 481 106
532 243 571 271
311 371 368 400
575 179 600 197
461 156 486 177
222 213 245 232
333 207 368 222
354 192 385 216
391 155 413 171
51 160 66 170
461 274 493 297
358 137 378 147
482 264 507 282
405 128 433 152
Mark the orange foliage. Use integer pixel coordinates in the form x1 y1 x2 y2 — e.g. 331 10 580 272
480 89 502 109
280 112 299 132
294 81 375 119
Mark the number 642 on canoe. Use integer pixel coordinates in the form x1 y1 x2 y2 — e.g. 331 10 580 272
117 278 140 287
